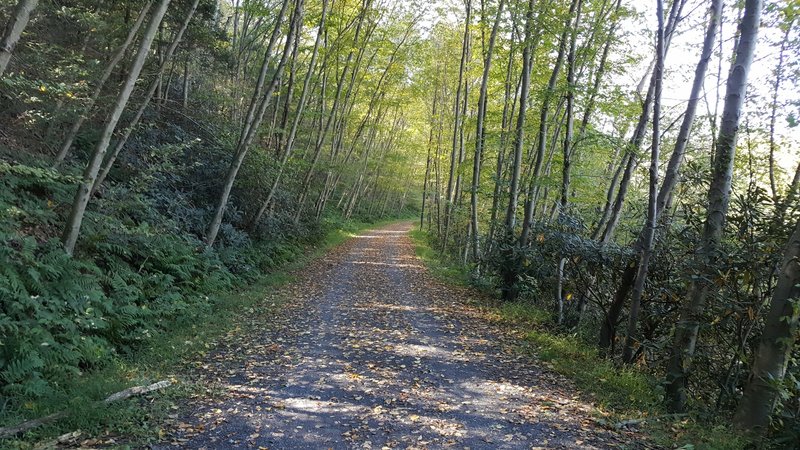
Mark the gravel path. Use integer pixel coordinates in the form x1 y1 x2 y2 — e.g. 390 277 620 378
155 222 636 449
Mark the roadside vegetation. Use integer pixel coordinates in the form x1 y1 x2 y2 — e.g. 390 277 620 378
411 230 750 449
2 0 799 447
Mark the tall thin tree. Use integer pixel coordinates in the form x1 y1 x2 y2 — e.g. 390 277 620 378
470 0 506 262
0 0 39 78
665 0 763 413
621 0 664 364
61 0 172 255
205 0 299 246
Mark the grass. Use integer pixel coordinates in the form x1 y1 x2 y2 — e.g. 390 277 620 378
408 229 750 450
408 229 471 285
2 218 408 449
496 302 658 415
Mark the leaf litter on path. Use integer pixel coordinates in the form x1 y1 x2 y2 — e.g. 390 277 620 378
153 223 650 449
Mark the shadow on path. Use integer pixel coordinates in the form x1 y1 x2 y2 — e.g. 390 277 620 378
154 223 636 449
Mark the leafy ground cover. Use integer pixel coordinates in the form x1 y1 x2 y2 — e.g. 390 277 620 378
0 165 404 448
409 229 752 450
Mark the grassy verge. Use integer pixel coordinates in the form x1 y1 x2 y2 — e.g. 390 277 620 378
408 229 749 450
408 229 471 285
2 218 405 449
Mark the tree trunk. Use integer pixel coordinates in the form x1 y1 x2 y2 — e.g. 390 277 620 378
504 0 536 235
618 0 722 361
443 0 472 252
599 0 686 244
733 220 800 431
293 1 371 223
486 20 518 256
470 0 505 263
206 0 298 246
90 0 200 196
769 19 794 207
182 51 190 108
621 0 664 364
0 0 38 78
500 0 536 301
597 0 690 349
552 0 582 325
665 0 762 413
248 0 327 230
53 0 152 165
61 0 171 255
519 0 573 246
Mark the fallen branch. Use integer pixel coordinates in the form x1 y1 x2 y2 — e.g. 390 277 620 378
103 380 172 403
0 380 172 439
614 413 688 429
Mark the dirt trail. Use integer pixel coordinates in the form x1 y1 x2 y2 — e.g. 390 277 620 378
155 222 636 449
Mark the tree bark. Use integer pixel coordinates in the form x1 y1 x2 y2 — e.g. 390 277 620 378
470 0 506 263
617 0 722 361
248 0 328 230
599 0 685 244
665 0 762 413
0 0 38 78
443 0 472 252
500 0 537 301
205 0 299 246
621 0 664 364
504 0 536 235
61 0 172 255
768 19 794 206
597 0 690 350
519 0 573 247
293 1 372 223
552 0 583 325
53 0 153 165
733 220 800 431
90 0 201 195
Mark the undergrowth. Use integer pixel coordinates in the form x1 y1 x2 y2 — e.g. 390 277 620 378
0 156 408 446
408 229 750 450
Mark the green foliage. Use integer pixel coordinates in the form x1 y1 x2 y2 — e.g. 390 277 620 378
409 229 471 285
410 228 754 449
0 161 230 400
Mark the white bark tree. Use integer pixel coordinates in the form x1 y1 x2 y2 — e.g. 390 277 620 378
61 0 172 255
0 0 39 78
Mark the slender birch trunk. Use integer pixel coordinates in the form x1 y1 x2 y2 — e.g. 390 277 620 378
665 0 762 412
205 0 298 246
553 0 582 324
768 19 794 206
53 0 152 165
519 0 574 246
248 0 327 230
0 0 38 78
733 220 800 431
500 0 536 301
61 0 171 255
505 0 536 235
599 0 685 244
621 0 664 364
470 0 506 262
91 0 201 195
606 0 723 355
443 0 472 251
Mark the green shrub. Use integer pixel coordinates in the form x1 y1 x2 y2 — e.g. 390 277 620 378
0 162 236 400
